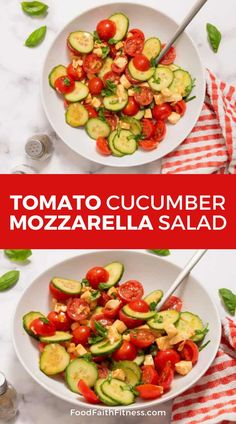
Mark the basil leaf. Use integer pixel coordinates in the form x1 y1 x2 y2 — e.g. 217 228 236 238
0 270 20 291
4 249 32 262
25 25 47 47
39 317 50 324
149 249 171 257
149 301 157 311
108 38 117 45
206 23 222 53
21 1 48 16
219 288 236 316
199 340 211 352
88 334 104 345
94 320 107 337
81 278 89 287
101 46 110 59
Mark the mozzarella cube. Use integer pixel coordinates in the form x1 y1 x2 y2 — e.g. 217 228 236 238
120 122 130 130
120 74 131 89
136 324 150 330
115 41 124 50
75 344 87 356
107 326 120 345
143 355 155 366
105 299 121 310
122 333 131 341
155 336 172 351
80 290 92 302
161 88 172 97
128 89 135 96
168 112 181 125
144 108 152 119
112 320 127 334
140 82 150 88
175 361 193 376
54 303 67 313
164 324 178 338
170 328 195 345
154 94 164 105
114 56 128 69
111 369 126 381
91 97 102 108
107 287 118 297
93 48 103 57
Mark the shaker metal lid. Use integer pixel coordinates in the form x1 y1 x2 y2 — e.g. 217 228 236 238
25 138 45 158
0 372 7 395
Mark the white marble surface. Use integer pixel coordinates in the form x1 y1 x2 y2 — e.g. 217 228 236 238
0 249 236 423
0 0 235 174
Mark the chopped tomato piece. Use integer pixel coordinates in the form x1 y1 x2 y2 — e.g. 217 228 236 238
112 341 137 361
180 340 199 364
78 380 100 404
160 295 183 312
136 384 163 399
141 365 159 385
154 349 180 372
130 328 155 348
96 137 112 156
118 280 144 303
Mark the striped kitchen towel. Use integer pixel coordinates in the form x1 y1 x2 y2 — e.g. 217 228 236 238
171 317 236 424
161 70 236 174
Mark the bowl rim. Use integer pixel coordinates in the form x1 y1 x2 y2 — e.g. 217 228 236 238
12 250 221 410
41 1 206 168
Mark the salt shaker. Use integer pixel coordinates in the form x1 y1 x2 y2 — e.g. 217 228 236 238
0 372 18 421
25 134 53 161
11 164 37 174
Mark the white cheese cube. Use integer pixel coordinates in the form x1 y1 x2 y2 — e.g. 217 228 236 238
122 333 131 341
120 122 131 130
164 324 178 338
175 361 193 375
93 48 103 57
107 326 120 345
143 355 154 366
155 336 172 351
115 41 124 50
114 56 128 69
144 108 152 119
112 320 127 334
91 97 102 108
75 344 87 356
107 287 118 297
111 369 126 381
154 94 164 105
168 112 181 125
54 303 67 313
120 74 131 89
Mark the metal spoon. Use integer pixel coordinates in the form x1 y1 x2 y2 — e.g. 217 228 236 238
156 0 208 65
157 250 207 311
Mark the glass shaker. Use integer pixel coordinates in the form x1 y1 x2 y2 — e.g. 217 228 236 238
25 134 53 161
0 372 18 421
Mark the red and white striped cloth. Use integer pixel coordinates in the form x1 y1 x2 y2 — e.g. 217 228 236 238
161 70 236 174
171 317 236 424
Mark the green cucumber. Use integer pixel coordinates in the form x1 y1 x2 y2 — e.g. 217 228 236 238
102 378 135 405
147 310 180 330
49 65 67 89
66 103 89 127
64 82 89 102
39 331 72 343
51 277 81 295
122 305 155 320
68 31 94 54
134 354 145 366
86 118 110 139
143 37 161 59
113 130 137 155
90 336 122 356
103 91 128 112
109 13 129 41
40 343 70 376
120 117 142 135
128 60 154 81
98 57 113 79
66 358 98 393
176 312 204 342
133 110 145 120
95 379 119 405
113 360 141 384
148 67 174 92
99 262 124 290
108 131 124 157
23 311 45 338
169 69 193 97
144 290 163 308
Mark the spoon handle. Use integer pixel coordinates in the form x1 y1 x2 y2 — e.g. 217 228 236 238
156 249 207 311
156 0 208 65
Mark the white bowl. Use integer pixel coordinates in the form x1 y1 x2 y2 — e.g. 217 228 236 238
41 3 205 168
13 250 221 409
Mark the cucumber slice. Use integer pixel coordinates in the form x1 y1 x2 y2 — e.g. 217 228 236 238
40 343 70 376
68 31 94 54
143 37 161 59
102 378 135 405
147 310 180 330
120 117 142 135
90 336 122 356
169 64 180 71
49 65 67 89
176 312 204 342
51 277 81 295
66 358 98 394
122 305 155 320
86 118 110 139
64 82 89 102
66 103 89 127
113 360 141 384
169 69 192 97
95 379 119 405
109 13 129 41
116 366 138 386
134 354 145 366
128 60 154 81
39 331 72 343
108 131 124 157
144 290 163 308
23 311 45 338
98 57 113 79
148 67 174 92
133 110 145 120
103 90 128 112
100 262 124 289
113 130 137 155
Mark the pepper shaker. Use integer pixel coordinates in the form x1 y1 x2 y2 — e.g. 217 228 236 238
0 372 18 421
11 164 37 174
25 134 53 161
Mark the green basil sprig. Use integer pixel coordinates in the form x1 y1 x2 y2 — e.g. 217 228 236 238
219 288 236 316
206 23 222 53
25 25 47 47
21 1 48 16
149 249 171 257
4 249 32 262
0 270 20 291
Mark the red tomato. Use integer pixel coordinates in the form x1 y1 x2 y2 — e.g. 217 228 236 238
78 380 100 404
180 340 199 364
103 71 120 85
83 54 103 74
97 365 109 379
134 87 153 106
90 313 113 333
118 280 144 304
67 38 82 56
129 29 145 40
86 266 109 289
128 299 149 312
97 291 111 307
29 317 56 337
103 300 122 319
154 349 180 372
161 295 183 312
124 36 144 57
118 309 144 328
54 76 75 94
93 355 107 363
153 120 167 142
125 66 139 85
108 44 117 59
96 137 112 156
141 365 159 385
112 341 137 361
172 100 187 116
84 105 98 118
49 282 71 301
158 362 174 391
96 19 116 41
138 139 158 151
152 103 172 121
67 63 85 81
38 342 46 353
122 96 140 116
72 325 91 345
104 111 118 131
47 311 71 331
64 99 70 109
141 119 155 139
136 384 163 400
133 54 150 72
130 329 155 348
88 77 104 94
112 55 128 74
67 298 90 322
160 45 176 65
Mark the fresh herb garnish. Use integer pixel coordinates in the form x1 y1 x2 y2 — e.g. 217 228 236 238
184 78 196 99
94 320 108 337
101 46 110 59
219 288 236 316
150 58 156 67
39 317 50 324
195 324 209 337
154 315 163 324
4 249 32 262
153 77 161 84
88 334 104 345
149 301 157 311
0 270 20 291
80 353 92 361
98 108 106 122
101 80 117 97
149 249 171 257
199 340 211 352
206 23 222 53
108 38 117 45
132 86 141 93
24 25 47 47
185 96 196 103
99 282 109 290
90 290 100 300
127 133 145 142
81 278 89 286
93 31 102 43
21 1 48 16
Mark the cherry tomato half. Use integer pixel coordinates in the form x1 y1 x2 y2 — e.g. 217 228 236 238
86 266 109 289
125 66 139 85
54 76 75 94
112 341 137 361
49 282 71 302
97 364 109 379
124 36 144 57
83 54 103 74
96 19 116 42
133 54 150 72
104 112 118 131
90 313 113 333
134 87 153 106
153 120 167 142
152 103 172 122
67 298 90 322
129 29 145 40
84 105 98 118
141 365 159 385
29 317 56 337
160 295 183 312
118 309 144 328
103 300 122 318
141 119 155 139
172 100 187 117
72 325 91 345
96 137 111 156
138 139 158 151
180 340 199 364
128 299 150 312
122 96 140 116
47 311 71 331
67 38 82 56
154 349 180 372
130 328 155 348
103 71 120 85
67 63 86 81
118 280 144 304
136 384 163 400
88 77 104 95
97 291 111 307
78 380 100 404
158 362 174 391
160 45 176 66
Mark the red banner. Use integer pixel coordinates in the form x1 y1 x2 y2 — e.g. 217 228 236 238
0 174 236 248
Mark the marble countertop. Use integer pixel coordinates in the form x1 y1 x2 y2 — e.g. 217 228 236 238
1 249 236 423
1 0 235 174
